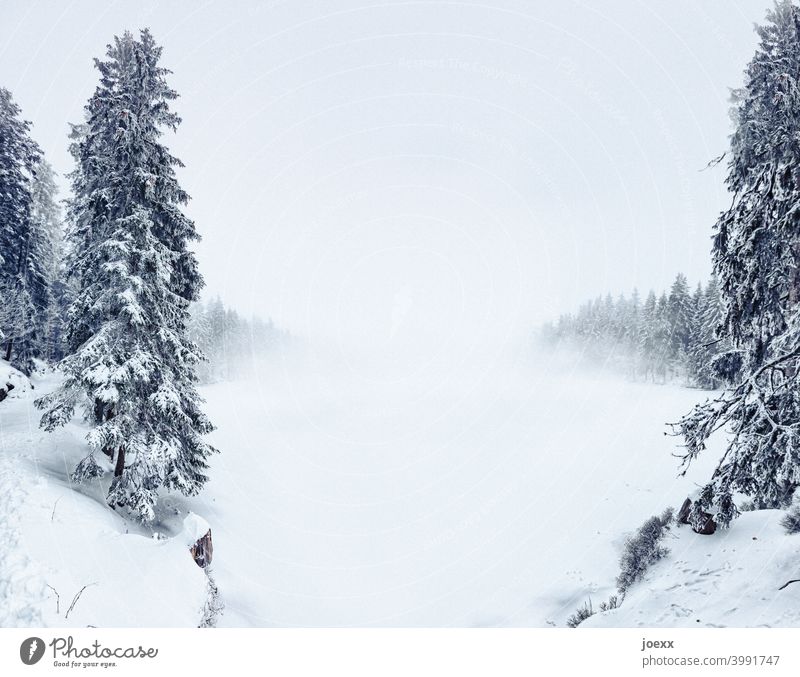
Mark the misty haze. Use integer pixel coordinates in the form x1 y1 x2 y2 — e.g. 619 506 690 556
2 0 800 632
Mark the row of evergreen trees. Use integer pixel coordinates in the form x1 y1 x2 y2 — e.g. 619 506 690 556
0 30 278 522
189 298 290 383
539 273 727 388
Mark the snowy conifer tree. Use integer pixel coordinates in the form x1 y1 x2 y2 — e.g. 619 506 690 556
666 273 692 376
29 159 64 362
0 87 49 374
687 278 725 389
637 291 658 380
37 30 216 522
652 293 671 381
673 1 800 527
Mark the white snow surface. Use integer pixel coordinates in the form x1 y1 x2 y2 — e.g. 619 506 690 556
1 351 796 627
584 510 800 628
0 365 207 627
181 512 212 547
187 348 727 627
0 361 30 398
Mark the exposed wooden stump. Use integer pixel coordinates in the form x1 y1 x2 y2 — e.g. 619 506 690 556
190 529 214 568
677 497 716 535
694 513 716 535
0 382 15 402
677 497 692 524
183 513 214 568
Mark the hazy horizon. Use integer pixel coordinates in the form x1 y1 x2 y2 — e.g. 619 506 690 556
0 0 774 352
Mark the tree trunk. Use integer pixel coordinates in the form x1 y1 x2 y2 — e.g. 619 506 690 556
190 530 214 568
4 340 12 362
93 398 105 424
101 405 115 458
114 446 125 477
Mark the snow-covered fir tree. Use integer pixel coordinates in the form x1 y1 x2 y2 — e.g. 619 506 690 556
29 159 66 362
673 0 800 527
666 273 692 373
188 298 290 383
37 30 216 522
0 87 56 375
685 283 706 385
687 277 724 389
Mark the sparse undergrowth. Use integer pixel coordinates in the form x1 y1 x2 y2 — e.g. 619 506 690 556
616 508 673 594
780 497 800 535
198 568 224 628
568 508 673 627
566 600 594 628
566 595 619 628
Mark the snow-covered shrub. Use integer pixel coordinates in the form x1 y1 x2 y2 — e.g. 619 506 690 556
738 499 757 513
567 593 622 627
198 569 224 628
781 495 800 535
598 595 619 612
566 600 595 628
616 508 673 594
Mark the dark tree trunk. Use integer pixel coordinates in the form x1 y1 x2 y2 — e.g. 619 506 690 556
4 340 12 362
190 530 214 568
114 446 125 477
93 398 105 424
101 405 115 458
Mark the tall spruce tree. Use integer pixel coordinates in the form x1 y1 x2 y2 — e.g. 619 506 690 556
691 277 725 389
37 30 216 522
686 283 705 385
29 159 64 362
667 273 693 376
637 290 658 380
0 87 45 373
672 1 800 527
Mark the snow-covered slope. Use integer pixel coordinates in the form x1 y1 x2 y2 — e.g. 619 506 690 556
0 361 31 400
0 366 207 628
4 354 796 628
185 352 725 627
584 510 800 628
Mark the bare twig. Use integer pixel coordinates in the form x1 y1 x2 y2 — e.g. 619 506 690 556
65 583 97 619
778 579 800 591
46 584 60 614
51 497 62 522
700 152 726 171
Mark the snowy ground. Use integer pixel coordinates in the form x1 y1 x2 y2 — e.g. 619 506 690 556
186 347 723 627
2 349 794 627
0 365 207 628
584 510 800 628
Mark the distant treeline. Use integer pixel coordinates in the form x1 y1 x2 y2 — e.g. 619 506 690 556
189 298 291 383
539 273 732 388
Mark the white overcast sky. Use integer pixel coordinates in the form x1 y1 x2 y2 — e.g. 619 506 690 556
0 0 775 353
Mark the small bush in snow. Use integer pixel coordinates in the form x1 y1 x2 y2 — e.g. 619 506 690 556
598 595 619 612
616 508 673 595
566 599 595 628
781 502 800 535
198 569 224 628
566 593 621 627
738 499 756 513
